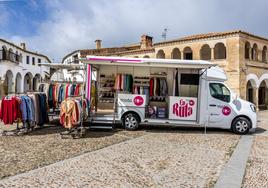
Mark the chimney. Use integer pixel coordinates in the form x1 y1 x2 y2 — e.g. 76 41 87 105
20 43 26 50
95 39 102 49
140 35 153 49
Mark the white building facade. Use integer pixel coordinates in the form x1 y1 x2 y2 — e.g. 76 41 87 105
0 39 51 97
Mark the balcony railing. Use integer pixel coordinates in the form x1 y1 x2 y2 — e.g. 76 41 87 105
0 50 21 64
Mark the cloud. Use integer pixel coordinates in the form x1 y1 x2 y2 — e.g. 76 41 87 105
6 0 268 63
0 4 9 27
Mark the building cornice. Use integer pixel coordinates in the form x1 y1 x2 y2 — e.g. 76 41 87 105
154 30 268 48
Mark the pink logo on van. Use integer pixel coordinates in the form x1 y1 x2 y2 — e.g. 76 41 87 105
133 96 144 106
222 106 231 116
173 99 194 117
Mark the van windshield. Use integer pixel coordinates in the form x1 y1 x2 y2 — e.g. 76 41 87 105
209 83 230 102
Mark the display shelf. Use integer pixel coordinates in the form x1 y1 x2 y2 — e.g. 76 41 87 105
133 83 150 86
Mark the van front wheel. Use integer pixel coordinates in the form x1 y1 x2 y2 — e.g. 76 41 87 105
122 113 140 131
231 117 250 135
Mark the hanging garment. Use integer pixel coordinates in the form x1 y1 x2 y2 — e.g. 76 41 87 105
37 93 49 125
60 99 77 129
149 78 154 96
68 84 72 97
48 84 54 109
28 94 38 122
0 97 18 124
160 78 168 96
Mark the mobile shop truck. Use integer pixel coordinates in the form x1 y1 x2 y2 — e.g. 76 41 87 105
83 56 257 135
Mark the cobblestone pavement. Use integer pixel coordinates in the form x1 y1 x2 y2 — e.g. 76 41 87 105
243 110 268 187
0 128 239 188
0 122 146 179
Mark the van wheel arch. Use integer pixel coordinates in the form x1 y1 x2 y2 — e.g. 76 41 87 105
231 115 252 134
121 111 141 131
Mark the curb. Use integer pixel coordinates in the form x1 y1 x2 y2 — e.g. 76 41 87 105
214 135 253 188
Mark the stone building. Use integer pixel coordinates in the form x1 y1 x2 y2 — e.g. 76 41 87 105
0 39 51 97
62 30 268 110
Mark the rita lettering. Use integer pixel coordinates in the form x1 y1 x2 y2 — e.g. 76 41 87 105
173 99 194 117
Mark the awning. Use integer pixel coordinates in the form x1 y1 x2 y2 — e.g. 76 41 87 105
39 63 85 70
81 56 216 69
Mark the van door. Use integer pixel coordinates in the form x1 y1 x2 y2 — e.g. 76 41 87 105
208 82 232 126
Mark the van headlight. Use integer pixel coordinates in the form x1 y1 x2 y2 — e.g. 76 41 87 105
250 104 256 112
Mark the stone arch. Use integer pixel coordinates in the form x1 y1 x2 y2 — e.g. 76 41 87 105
246 73 259 88
259 73 268 87
200 44 211 60
4 70 14 95
183 47 193 60
24 72 33 92
15 73 22 93
214 43 226 59
245 41 251 59
258 80 268 110
156 49 165 59
246 80 254 103
262 46 267 62
171 48 181 59
143 55 150 58
33 74 41 91
252 43 258 61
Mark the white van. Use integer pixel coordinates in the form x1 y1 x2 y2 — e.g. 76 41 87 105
82 56 257 135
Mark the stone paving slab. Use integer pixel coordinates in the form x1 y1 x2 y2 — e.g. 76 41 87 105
0 132 239 188
243 110 268 188
214 135 253 188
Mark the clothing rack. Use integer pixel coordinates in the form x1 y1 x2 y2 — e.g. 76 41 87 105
37 63 88 139
60 94 86 139
1 92 48 136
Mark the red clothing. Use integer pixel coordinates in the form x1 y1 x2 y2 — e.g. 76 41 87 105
149 78 154 96
0 97 18 125
74 84 80 96
65 84 70 98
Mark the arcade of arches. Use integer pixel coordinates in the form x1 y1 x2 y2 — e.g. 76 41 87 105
156 42 227 61
1 70 42 96
246 75 268 110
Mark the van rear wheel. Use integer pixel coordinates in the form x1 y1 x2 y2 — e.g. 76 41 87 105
122 113 140 131
231 117 250 135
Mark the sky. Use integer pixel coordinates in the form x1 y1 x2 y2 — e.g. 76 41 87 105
1 0 268 62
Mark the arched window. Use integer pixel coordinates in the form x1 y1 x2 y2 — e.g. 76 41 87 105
4 70 14 94
2 46 7 60
15 51 19 62
183 47 193 60
143 55 150 58
15 73 22 93
214 43 226 59
245 41 250 59
156 50 165 59
262 46 267 62
200 44 211 60
24 72 33 92
171 48 181 59
252 43 258 61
